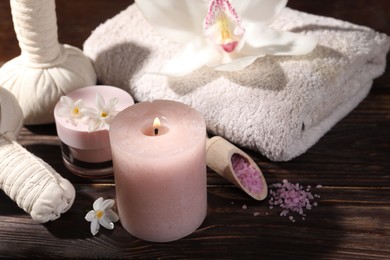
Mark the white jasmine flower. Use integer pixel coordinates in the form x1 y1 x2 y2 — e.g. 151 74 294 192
81 93 119 132
56 96 86 126
85 197 119 236
135 0 317 76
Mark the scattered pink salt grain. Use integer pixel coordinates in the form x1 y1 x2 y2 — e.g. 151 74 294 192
231 153 263 195
268 179 320 222
253 212 260 217
242 204 248 210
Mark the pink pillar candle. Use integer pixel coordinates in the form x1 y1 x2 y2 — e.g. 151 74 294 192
109 100 207 242
54 85 134 177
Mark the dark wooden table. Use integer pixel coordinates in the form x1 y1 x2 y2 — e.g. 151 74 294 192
1 1 389 258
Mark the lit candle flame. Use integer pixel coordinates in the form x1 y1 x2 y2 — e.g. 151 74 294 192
153 117 161 135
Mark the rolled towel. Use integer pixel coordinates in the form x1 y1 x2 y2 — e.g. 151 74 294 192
83 4 390 161
0 87 75 223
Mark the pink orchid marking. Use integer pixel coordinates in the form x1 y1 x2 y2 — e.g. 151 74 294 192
204 0 244 53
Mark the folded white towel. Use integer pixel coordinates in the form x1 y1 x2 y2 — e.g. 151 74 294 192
83 4 390 161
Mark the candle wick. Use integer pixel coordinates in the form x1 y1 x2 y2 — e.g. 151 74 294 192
154 128 159 135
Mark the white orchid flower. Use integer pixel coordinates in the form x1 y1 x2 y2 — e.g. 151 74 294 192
85 197 119 236
135 0 317 76
81 93 119 132
56 96 86 126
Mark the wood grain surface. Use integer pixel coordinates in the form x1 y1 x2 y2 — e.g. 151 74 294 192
0 0 389 259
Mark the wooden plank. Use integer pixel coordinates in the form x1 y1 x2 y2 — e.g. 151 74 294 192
0 186 389 259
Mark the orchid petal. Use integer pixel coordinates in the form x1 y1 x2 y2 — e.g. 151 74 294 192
213 55 260 71
231 0 287 25
243 25 317 56
161 37 220 77
135 0 207 43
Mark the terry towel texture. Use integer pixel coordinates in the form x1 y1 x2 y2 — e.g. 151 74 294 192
83 4 390 161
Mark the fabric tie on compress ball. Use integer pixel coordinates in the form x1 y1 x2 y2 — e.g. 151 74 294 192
0 0 96 125
0 87 75 223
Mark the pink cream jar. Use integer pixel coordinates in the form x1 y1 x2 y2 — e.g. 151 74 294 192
54 85 134 178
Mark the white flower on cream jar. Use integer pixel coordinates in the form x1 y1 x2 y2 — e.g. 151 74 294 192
54 85 134 178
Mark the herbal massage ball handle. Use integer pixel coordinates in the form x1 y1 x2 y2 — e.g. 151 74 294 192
0 0 96 125
0 87 76 223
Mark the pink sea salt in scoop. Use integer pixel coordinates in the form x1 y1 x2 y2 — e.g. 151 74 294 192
206 136 268 200
231 153 264 195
